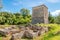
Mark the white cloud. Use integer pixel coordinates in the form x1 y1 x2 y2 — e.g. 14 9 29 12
2 10 11 12
46 0 60 3
0 8 11 12
51 10 60 16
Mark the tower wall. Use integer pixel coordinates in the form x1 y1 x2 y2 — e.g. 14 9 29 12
32 4 48 24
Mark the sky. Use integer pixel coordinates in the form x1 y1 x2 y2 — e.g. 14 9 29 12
1 0 60 16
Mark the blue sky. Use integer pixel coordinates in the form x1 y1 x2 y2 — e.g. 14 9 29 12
1 0 60 15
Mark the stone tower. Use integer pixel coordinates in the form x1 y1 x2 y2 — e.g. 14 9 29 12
32 4 48 24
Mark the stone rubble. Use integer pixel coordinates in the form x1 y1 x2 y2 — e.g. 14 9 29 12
0 25 49 40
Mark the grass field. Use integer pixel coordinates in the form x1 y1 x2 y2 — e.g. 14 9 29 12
0 37 2 40
33 24 60 40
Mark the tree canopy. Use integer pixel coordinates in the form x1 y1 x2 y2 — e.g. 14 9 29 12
0 8 31 25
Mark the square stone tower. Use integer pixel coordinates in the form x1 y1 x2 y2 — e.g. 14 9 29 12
32 4 48 24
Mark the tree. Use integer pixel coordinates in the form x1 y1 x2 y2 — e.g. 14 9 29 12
20 8 31 24
55 13 60 24
0 8 31 25
48 12 55 23
20 8 30 17
0 16 6 24
13 13 23 24
0 12 13 24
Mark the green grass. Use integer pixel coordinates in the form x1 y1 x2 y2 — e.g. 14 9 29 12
49 35 60 40
0 37 2 40
34 24 60 40
21 39 32 40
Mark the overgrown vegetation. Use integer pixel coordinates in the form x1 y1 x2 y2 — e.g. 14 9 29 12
0 9 60 25
0 37 2 40
48 12 60 24
33 24 60 40
0 24 60 40
0 8 60 40
0 8 31 25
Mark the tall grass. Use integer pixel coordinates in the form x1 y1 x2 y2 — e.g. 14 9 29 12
34 24 60 40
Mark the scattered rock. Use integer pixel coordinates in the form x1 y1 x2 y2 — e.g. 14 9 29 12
0 25 49 40
11 31 25 40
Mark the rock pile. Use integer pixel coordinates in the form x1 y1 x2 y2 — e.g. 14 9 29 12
0 25 49 40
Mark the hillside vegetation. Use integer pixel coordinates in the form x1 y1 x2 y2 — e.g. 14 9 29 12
0 24 60 40
0 8 60 25
33 24 60 40
0 8 60 40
